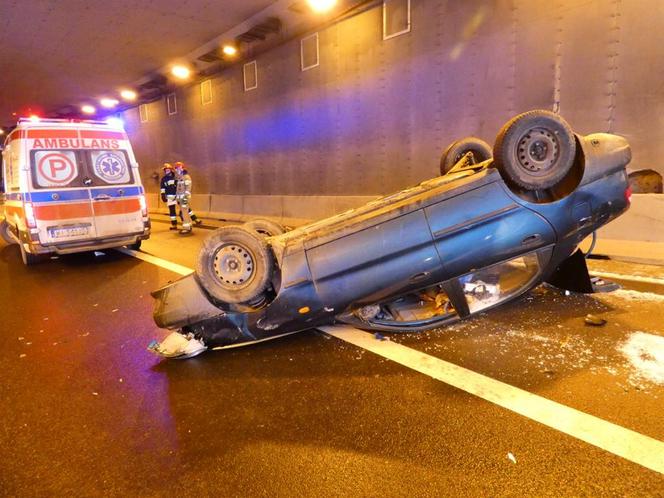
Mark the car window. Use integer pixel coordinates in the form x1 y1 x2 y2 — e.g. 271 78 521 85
460 253 541 313
31 150 82 189
88 149 134 185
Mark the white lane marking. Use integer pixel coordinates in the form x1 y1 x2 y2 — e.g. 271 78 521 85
117 248 193 276
320 325 664 475
123 249 664 472
591 271 664 287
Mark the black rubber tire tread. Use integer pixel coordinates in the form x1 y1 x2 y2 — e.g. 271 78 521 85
493 110 576 190
244 219 286 237
196 225 273 304
129 240 142 251
1 220 17 245
20 244 41 266
440 137 493 175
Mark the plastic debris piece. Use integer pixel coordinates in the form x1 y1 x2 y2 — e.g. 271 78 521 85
92 392 98 396
19 354 26 359
507 452 517 464
18 337 24 341
148 332 207 359
111 309 119 313
584 314 607 326
374 332 386 341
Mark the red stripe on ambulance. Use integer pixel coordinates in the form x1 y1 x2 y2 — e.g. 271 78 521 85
93 199 141 217
33 202 93 220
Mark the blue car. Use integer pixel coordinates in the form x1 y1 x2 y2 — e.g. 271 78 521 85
150 110 632 358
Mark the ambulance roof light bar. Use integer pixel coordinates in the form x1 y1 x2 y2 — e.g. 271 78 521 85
17 117 115 126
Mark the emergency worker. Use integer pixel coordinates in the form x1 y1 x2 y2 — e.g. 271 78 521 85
159 163 178 230
174 161 201 234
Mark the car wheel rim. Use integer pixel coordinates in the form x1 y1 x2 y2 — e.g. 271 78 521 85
213 244 254 287
516 128 560 176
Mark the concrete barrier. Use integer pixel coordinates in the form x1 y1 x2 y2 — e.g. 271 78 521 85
146 192 664 263
148 194 378 227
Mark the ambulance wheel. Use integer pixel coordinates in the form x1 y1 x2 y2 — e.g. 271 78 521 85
440 137 492 175
128 240 142 251
243 219 286 237
197 226 273 304
1 221 17 245
20 245 42 266
493 110 576 190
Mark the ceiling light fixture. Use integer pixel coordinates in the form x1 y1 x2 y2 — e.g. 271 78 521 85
171 65 191 79
120 89 137 101
81 105 96 115
306 0 337 13
222 45 238 56
100 98 119 108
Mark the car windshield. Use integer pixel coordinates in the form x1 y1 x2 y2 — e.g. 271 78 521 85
460 253 541 313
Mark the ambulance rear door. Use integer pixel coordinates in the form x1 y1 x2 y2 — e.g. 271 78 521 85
86 147 144 238
30 148 99 244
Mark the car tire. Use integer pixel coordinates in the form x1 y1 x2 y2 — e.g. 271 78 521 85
493 110 576 190
440 137 493 175
128 240 142 251
197 225 274 304
243 219 286 237
20 244 42 266
1 221 17 245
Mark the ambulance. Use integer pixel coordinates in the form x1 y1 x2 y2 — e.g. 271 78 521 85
1 117 150 265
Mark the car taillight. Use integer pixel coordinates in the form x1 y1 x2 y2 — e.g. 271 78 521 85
625 186 632 204
139 195 148 216
24 202 37 227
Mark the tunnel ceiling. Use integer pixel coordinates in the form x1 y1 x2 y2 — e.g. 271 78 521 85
0 0 279 127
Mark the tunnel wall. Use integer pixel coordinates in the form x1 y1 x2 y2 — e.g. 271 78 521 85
124 0 664 222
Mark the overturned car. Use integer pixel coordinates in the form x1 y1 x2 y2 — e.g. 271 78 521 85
151 110 632 358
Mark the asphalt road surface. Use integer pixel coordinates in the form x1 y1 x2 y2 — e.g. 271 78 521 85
1 219 663 496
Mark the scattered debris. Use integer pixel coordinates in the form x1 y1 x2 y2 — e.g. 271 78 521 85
92 392 98 396
619 332 664 385
374 332 386 341
43 317 49 321
584 314 607 327
564 290 571 296
111 309 119 313
18 337 24 341
118 378 123 383
92 304 99 307
148 332 207 359
19 354 26 359
507 452 517 464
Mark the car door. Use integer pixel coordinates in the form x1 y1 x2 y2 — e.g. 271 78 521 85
424 181 556 278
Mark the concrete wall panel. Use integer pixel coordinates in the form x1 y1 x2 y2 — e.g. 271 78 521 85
125 0 664 221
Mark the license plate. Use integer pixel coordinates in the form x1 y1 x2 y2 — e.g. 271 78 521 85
48 225 90 239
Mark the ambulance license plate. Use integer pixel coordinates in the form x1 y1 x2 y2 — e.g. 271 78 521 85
48 225 90 239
